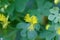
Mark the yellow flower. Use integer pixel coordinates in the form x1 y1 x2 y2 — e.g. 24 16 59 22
46 24 50 30
56 27 60 35
0 14 10 29
54 0 60 4
24 14 37 24
24 14 38 31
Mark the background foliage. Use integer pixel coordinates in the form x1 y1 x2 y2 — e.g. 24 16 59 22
0 0 60 40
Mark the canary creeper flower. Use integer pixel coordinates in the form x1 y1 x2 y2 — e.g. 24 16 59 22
46 24 50 30
24 14 37 31
0 14 10 29
56 27 60 35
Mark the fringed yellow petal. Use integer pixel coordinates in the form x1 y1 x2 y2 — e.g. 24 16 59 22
31 16 37 24
24 14 31 22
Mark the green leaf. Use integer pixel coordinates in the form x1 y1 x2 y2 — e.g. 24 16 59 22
39 31 56 39
4 38 10 40
27 30 37 40
5 3 15 14
4 30 16 40
48 24 56 31
55 35 60 40
20 29 26 37
48 14 56 21
36 0 45 8
42 2 53 16
49 7 59 14
20 37 28 40
54 17 59 23
35 24 40 31
58 16 60 23
5 2 16 21
36 0 53 16
44 1 53 9
16 22 30 30
42 8 50 16
15 0 29 12
48 7 60 23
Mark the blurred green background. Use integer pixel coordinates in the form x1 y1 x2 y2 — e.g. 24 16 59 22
0 0 60 40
